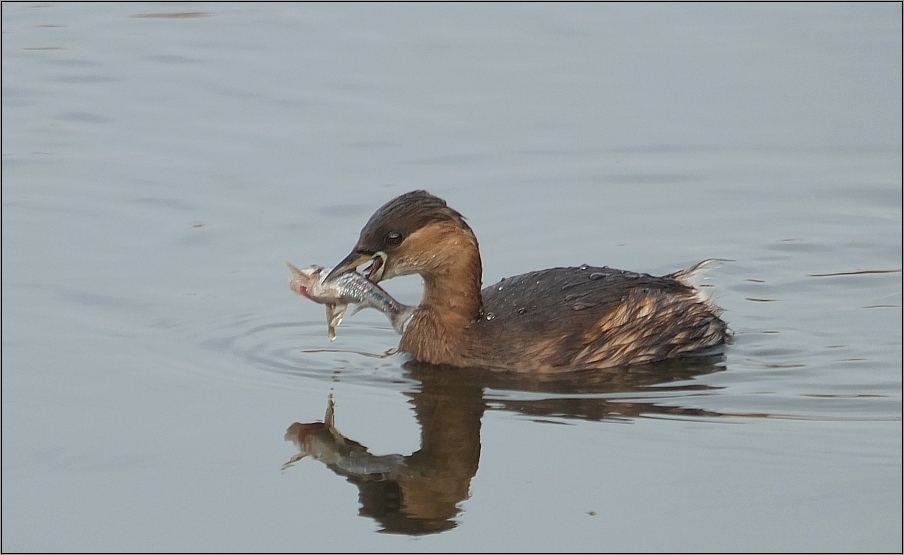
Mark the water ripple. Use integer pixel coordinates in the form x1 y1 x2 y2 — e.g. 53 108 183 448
218 316 417 389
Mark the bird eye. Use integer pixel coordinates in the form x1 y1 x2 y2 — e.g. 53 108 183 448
385 231 403 247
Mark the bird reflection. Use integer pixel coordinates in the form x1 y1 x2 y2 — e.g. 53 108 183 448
284 355 727 535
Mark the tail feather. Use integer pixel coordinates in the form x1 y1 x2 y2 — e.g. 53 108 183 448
670 259 730 315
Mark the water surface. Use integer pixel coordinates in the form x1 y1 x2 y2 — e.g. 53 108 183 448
2 3 901 552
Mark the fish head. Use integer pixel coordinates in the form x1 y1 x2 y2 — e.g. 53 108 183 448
286 261 326 299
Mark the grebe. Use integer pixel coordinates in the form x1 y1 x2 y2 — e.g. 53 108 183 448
327 190 728 372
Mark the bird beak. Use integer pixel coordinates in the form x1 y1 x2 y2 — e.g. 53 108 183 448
326 250 372 281
326 250 387 282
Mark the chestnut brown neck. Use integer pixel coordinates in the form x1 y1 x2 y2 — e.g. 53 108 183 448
398 221 483 365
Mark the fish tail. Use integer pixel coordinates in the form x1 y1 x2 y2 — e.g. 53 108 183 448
388 305 416 335
347 302 413 335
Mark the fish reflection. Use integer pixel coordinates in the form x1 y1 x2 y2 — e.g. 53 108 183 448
283 396 407 475
285 381 483 535
284 355 727 535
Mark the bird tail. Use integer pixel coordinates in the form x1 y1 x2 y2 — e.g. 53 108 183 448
670 259 729 314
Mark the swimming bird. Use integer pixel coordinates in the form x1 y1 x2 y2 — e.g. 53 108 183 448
327 190 729 372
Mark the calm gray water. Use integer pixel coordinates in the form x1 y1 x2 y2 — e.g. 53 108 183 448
2 3 901 552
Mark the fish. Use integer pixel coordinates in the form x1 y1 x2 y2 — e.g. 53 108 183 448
286 261 416 341
283 395 406 474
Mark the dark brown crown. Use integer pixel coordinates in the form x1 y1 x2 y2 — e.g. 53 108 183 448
356 190 471 252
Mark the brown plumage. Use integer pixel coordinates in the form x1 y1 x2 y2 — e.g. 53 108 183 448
328 190 729 372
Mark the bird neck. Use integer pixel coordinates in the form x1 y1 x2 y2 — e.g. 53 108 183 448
400 223 483 365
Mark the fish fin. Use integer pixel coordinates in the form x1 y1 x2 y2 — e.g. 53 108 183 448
330 305 347 327
349 303 367 317
323 395 347 445
281 452 309 470
285 260 306 277
326 304 347 341
324 394 335 426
